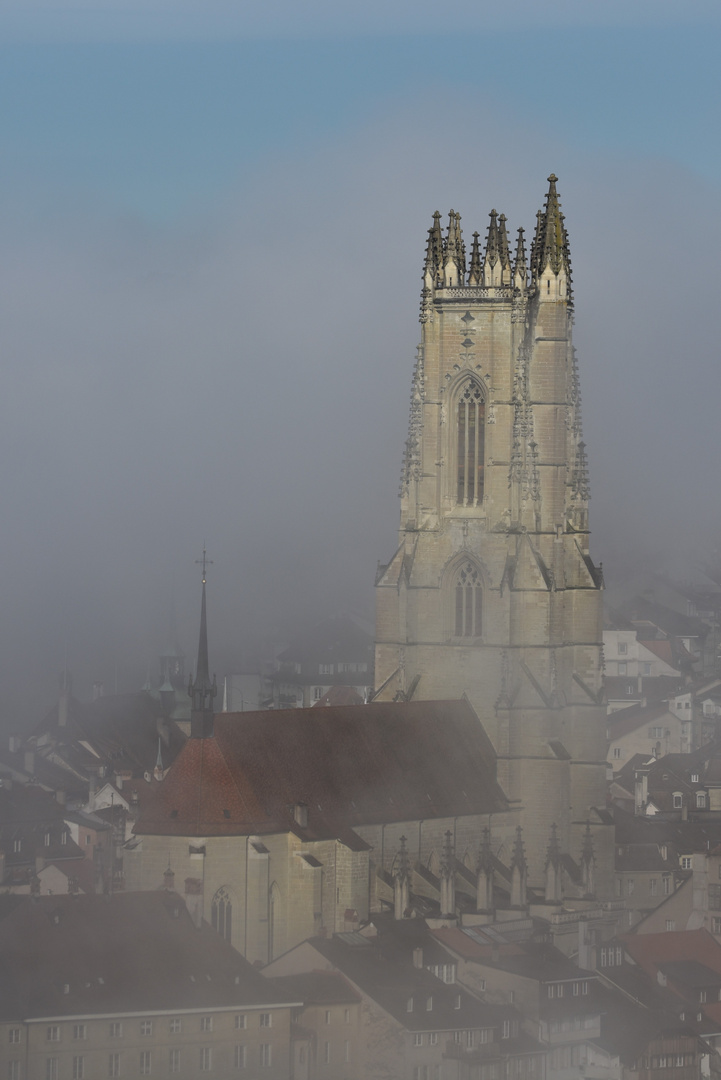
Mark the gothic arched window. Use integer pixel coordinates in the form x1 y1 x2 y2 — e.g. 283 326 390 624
211 886 232 941
456 380 485 506
455 563 482 638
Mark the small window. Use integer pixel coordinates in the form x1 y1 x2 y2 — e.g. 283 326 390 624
313 687 323 701
60 832 67 846
73 1026 86 1041
47 1028 60 1043
259 1013 272 1028
199 1047 212 1072
139 1050 151 1075
324 1042 331 1065
650 878 657 896
259 1044 272 1068
697 792 707 809
169 1019 181 1035
7 1063 20 1080
344 1009 350 1024
681 856 692 869
344 1040 350 1063
666 919 676 932
429 1033 438 1046
234 1045 246 1069
108 1053 120 1078
618 643 628 655
324 1010 331 1025
413 1034 423 1047
502 1020 510 1039
200 1017 213 1033
109 1023 123 1038
168 1049 180 1074
673 793 683 809
406 998 413 1013
618 662 627 675
140 1021 153 1038
13 839 21 853
8 1030 20 1045
46 1060 58 1080
44 832 51 847
235 1015 246 1031
72 1058 84 1080
613 747 622 759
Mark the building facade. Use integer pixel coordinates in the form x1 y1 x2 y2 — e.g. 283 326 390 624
374 177 610 886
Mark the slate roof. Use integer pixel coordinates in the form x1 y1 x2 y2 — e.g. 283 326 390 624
0 891 297 1021
298 933 520 1035
33 693 186 781
607 702 678 740
134 700 507 840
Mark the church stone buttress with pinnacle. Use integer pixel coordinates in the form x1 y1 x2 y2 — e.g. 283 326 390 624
374 177 610 889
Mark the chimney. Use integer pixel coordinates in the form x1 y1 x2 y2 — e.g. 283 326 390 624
293 803 308 829
24 750 35 776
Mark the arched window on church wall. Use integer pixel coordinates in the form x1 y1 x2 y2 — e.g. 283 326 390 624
211 886 232 941
456 379 485 506
455 563 482 638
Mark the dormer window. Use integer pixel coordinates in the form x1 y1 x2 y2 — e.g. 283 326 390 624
691 773 699 783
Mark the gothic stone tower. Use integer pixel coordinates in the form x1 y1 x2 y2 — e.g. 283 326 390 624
374 177 610 891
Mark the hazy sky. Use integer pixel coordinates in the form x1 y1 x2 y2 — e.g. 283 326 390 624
1 2 719 720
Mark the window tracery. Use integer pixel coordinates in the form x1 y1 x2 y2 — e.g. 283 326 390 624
454 563 482 638
456 380 485 506
211 886 232 941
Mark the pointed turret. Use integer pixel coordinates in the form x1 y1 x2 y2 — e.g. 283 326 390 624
510 825 528 909
498 214 512 285
443 211 465 287
439 830 456 918
513 227 527 292
482 210 501 287
188 548 217 739
476 826 494 914
531 175 572 303
544 823 562 904
580 821 595 898
393 835 411 920
468 231 482 286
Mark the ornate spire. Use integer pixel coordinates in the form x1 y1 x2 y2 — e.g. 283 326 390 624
498 214 512 283
478 827 494 874
510 826 528 909
440 829 454 880
511 825 527 873
443 211 465 286
531 175 573 300
439 830 456 918
394 835 411 920
468 231 482 286
513 227 527 290
544 823 561 871
580 821 596 897
188 546 217 738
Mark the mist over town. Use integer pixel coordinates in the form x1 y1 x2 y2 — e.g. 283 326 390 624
1 4 721 1080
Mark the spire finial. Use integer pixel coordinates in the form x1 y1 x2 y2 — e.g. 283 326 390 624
195 543 213 585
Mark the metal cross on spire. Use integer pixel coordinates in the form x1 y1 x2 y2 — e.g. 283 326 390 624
195 543 213 585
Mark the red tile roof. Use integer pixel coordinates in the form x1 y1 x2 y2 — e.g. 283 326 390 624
135 700 506 840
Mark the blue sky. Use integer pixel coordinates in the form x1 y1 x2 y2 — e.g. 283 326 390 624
1 2 720 713
1 15 719 219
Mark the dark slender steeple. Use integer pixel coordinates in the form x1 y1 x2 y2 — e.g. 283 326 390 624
188 546 217 739
513 227 527 290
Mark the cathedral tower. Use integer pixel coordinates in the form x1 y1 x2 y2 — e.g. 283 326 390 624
374 177 610 890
